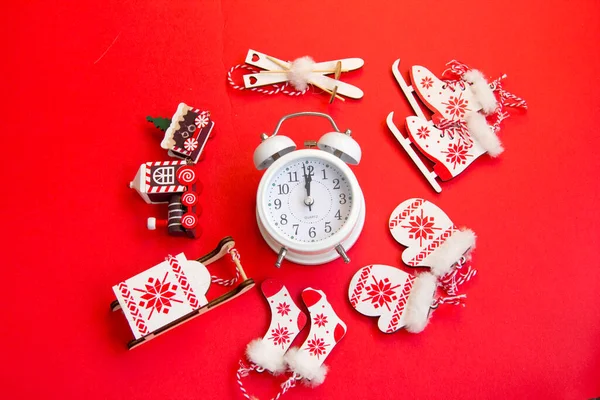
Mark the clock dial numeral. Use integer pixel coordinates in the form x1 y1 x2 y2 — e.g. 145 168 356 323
278 184 289 195
266 157 354 243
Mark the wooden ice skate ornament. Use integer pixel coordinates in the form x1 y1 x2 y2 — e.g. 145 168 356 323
111 237 254 350
147 102 215 164
129 161 202 238
389 198 477 296
387 59 527 192
237 287 346 398
349 265 463 333
254 112 365 267
227 49 364 102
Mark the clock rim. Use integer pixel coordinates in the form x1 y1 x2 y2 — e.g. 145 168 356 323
256 149 362 254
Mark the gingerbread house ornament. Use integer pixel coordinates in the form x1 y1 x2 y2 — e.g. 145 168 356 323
161 103 214 164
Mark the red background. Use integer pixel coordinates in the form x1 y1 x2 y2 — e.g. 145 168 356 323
2 0 599 398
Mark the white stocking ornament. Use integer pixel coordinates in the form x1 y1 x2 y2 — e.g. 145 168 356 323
237 282 346 399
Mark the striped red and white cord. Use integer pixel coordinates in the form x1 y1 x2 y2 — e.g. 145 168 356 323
435 118 471 143
439 257 477 296
210 247 241 286
236 361 299 400
227 64 308 96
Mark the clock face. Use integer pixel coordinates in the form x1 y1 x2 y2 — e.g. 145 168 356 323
264 157 354 243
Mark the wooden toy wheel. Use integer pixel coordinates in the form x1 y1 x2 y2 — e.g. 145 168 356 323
176 166 197 185
181 191 198 206
181 212 198 229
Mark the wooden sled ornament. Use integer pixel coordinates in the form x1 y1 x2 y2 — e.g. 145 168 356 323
228 49 364 103
147 102 215 164
387 59 527 192
111 237 254 349
129 161 202 238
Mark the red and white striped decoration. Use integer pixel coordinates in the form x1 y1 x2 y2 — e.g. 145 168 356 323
236 361 299 400
407 226 458 267
117 282 149 337
389 198 424 229
166 255 199 309
385 275 416 333
349 265 372 307
227 64 308 97
210 247 241 287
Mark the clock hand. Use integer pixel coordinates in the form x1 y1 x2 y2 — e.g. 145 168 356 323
303 170 313 212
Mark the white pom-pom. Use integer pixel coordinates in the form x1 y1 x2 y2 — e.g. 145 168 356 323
284 347 328 387
288 56 315 91
404 273 437 333
425 229 477 278
465 112 504 157
246 339 286 374
463 69 498 114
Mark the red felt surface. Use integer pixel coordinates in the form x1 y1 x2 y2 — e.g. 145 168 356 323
2 0 599 398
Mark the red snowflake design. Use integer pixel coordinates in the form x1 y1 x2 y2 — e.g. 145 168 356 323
415 126 430 140
401 209 441 247
441 142 473 169
134 272 182 319
421 76 434 89
305 335 330 359
268 324 291 348
442 93 470 119
313 313 328 328
276 302 291 316
363 276 401 311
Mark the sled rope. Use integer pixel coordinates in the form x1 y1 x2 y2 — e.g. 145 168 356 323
210 247 241 286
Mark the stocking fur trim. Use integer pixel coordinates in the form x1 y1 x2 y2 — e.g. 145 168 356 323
425 229 477 278
463 69 497 114
284 347 328 387
246 339 286 374
404 273 437 333
466 112 504 157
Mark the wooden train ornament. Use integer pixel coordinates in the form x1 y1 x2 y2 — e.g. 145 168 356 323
387 59 527 192
111 237 254 349
147 102 215 164
129 161 202 238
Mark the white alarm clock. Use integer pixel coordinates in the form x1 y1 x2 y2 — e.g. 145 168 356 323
254 112 365 267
